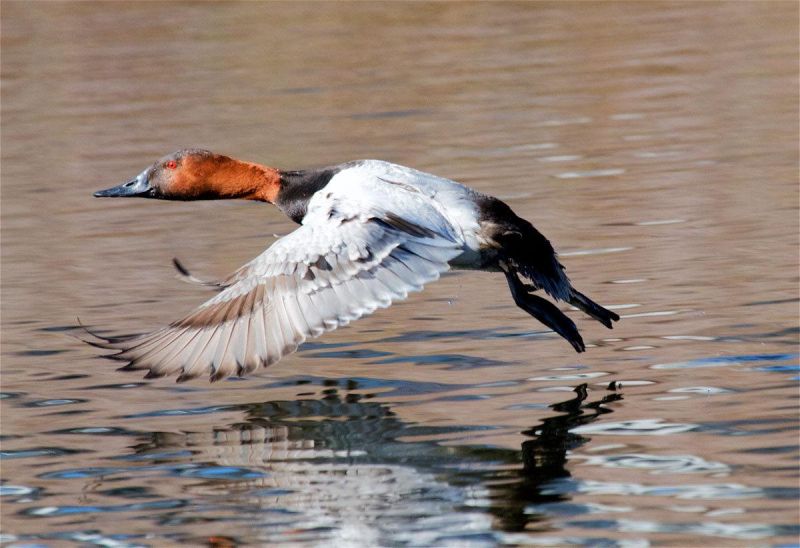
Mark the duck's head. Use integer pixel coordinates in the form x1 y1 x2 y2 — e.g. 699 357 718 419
94 149 281 202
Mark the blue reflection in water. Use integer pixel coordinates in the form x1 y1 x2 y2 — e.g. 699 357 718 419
39 463 265 481
23 499 187 516
20 380 622 544
755 364 800 373
372 353 509 370
652 353 799 370
1 447 87 460
13 377 795 545
175 466 265 479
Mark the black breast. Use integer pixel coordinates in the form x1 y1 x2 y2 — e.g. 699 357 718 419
275 165 345 223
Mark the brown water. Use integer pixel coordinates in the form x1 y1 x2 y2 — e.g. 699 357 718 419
2 2 798 546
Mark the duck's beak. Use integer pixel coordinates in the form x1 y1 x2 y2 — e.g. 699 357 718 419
94 171 152 198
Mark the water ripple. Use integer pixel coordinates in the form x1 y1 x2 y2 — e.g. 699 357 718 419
307 348 392 360
575 453 729 475
48 426 140 436
22 398 87 407
260 375 470 398
22 498 188 517
374 327 530 344
1 447 87 460
755 364 800 373
571 419 698 436
545 478 764 500
652 353 798 370
530 372 610 381
39 462 265 482
85 382 149 390
373 353 508 370
0 484 38 497
560 247 633 257
555 168 626 179
175 466 265 480
695 417 797 437
634 218 687 225
539 154 582 162
0 531 149 548
567 517 798 540
121 404 237 419
350 108 431 120
669 386 733 395
621 309 689 319
39 466 129 479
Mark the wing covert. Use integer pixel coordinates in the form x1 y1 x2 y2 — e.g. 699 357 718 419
97 199 464 382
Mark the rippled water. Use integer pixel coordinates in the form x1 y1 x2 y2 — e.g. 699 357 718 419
2 2 798 546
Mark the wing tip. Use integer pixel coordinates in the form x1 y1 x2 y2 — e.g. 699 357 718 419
173 257 226 290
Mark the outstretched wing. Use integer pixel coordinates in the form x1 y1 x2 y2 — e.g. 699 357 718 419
93 181 464 382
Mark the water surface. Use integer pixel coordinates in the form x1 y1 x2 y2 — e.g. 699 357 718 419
2 2 798 546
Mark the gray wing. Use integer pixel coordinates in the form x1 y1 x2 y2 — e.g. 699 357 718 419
95 211 463 382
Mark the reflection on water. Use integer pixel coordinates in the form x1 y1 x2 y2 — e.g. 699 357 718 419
7 378 796 545
2 0 798 546
6 382 626 546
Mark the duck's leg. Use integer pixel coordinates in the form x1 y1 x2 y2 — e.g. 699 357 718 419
504 268 586 353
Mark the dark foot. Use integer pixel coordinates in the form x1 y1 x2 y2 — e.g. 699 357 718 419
568 289 620 329
505 271 585 353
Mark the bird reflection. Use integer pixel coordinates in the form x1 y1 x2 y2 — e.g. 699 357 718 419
491 384 623 531
133 380 622 542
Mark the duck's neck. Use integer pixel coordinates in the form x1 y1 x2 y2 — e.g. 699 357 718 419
174 154 281 202
185 155 342 222
209 157 281 202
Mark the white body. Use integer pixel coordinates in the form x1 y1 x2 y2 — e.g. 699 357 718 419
310 160 487 269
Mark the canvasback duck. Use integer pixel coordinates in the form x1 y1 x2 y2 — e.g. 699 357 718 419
89 149 619 382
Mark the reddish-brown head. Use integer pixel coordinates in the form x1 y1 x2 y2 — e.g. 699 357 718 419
94 149 281 203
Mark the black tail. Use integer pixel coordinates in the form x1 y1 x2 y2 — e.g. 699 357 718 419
478 195 619 349
500 214 619 331
569 289 620 329
478 196 572 301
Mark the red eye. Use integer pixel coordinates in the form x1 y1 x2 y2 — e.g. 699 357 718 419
165 160 177 170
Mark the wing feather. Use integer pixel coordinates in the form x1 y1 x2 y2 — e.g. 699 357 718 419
92 179 464 381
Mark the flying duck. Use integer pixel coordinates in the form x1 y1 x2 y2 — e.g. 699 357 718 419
88 149 619 382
